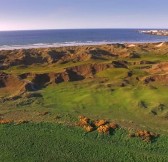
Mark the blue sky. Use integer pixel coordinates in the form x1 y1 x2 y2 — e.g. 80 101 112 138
0 0 168 31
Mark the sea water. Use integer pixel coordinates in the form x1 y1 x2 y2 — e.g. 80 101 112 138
0 29 168 50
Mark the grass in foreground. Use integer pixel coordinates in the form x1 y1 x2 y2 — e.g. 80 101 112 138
0 123 168 162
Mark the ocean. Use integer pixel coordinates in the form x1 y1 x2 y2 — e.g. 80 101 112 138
0 29 168 50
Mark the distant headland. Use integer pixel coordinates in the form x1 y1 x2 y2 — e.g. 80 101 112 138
140 30 168 36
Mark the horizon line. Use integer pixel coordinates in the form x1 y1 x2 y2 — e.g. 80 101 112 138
0 27 168 32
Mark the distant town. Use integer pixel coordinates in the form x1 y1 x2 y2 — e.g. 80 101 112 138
140 30 168 36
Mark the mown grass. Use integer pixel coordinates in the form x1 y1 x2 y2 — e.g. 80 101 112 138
0 123 168 162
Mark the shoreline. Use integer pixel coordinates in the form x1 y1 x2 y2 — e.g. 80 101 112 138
0 41 166 51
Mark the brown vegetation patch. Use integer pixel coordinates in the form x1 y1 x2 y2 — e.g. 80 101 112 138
94 119 107 127
77 116 160 143
129 130 160 143
0 119 13 124
77 115 118 134
97 125 111 133
78 115 91 127
148 62 168 74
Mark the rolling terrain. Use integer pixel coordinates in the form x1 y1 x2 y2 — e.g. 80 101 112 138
0 42 168 161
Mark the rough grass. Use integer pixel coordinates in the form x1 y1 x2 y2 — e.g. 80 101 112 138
96 68 128 80
3 59 108 75
0 123 168 162
41 80 168 134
